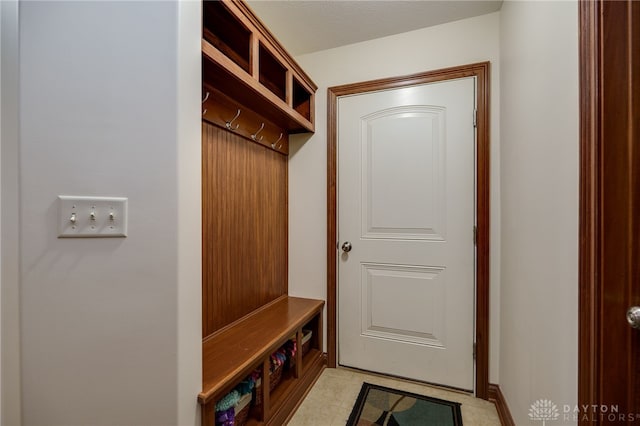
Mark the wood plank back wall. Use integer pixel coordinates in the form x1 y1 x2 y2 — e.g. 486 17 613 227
202 122 288 338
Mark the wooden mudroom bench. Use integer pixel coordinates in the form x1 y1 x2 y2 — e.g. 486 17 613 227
199 0 321 424
199 296 325 425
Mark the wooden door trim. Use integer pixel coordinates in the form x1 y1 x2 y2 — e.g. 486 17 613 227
578 0 600 416
578 0 640 418
327 62 491 398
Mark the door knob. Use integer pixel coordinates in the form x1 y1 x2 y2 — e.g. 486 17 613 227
627 306 640 329
341 241 352 253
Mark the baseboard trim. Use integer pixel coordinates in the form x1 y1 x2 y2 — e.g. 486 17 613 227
488 383 515 426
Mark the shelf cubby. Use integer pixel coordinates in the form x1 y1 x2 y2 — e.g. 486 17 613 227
202 1 252 73
259 43 287 102
292 77 312 122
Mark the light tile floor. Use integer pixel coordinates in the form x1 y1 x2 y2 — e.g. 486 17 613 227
287 368 501 425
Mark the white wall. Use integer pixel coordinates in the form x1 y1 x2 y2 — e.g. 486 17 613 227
18 2 201 425
176 2 203 425
499 1 578 424
290 12 502 384
1 0 21 424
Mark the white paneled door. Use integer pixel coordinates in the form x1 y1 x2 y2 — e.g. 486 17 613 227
338 77 476 391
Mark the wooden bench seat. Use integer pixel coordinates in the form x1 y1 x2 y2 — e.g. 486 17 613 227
199 296 325 425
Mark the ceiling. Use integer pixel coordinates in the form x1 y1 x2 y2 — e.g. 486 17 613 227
246 0 503 56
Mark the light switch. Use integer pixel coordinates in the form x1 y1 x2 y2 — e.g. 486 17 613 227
58 196 128 238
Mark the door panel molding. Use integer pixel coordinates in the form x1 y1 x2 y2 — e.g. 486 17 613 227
327 62 490 398
361 105 447 241
361 263 447 347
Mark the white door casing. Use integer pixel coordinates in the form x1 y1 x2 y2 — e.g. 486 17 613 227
337 77 476 391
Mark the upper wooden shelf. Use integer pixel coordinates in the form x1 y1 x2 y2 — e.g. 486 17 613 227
202 0 317 134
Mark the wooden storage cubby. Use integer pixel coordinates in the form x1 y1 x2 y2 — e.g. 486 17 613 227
199 297 325 426
202 1 251 73
201 0 317 133
258 43 287 102
292 77 312 122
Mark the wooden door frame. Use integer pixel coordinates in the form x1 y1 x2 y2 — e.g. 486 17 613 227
578 0 638 418
577 0 600 414
326 62 491 399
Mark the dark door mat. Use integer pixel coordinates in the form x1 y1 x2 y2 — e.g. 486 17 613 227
346 382 463 426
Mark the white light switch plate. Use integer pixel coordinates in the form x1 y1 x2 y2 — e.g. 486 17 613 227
58 196 128 238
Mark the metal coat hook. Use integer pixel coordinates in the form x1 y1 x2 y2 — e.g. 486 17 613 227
271 133 284 149
251 123 265 141
201 93 210 116
225 109 241 131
